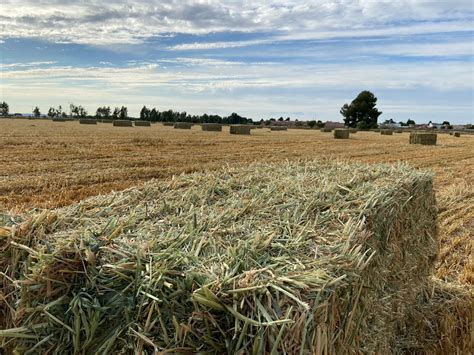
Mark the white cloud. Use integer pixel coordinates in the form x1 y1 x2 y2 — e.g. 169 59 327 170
0 1 472 45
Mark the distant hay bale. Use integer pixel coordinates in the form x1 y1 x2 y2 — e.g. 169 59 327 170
381 129 393 135
52 118 66 122
349 128 358 133
163 122 174 126
134 120 151 127
321 128 332 132
449 132 454 135
230 125 251 135
79 119 97 125
201 123 222 132
409 132 437 145
174 122 192 129
113 120 133 127
270 126 288 131
454 132 461 137
395 130 403 133
334 128 350 139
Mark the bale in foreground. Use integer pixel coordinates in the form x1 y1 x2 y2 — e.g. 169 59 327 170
334 128 350 139
79 119 97 125
174 122 192 129
1 160 459 353
113 120 133 127
134 120 151 127
410 132 437 145
230 125 251 135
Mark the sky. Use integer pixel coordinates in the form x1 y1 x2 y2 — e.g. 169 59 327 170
0 1 473 124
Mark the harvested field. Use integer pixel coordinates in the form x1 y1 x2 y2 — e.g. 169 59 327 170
0 119 473 289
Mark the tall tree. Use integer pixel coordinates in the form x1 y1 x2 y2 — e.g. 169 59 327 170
33 106 41 118
119 106 128 120
340 91 382 129
140 106 150 120
0 101 9 115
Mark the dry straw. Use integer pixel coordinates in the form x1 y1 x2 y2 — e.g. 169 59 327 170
230 125 251 135
79 119 97 125
113 120 133 127
409 132 437 145
201 123 222 132
134 121 151 127
174 122 192 129
2 160 468 353
334 129 350 139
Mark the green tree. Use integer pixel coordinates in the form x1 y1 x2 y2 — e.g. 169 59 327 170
119 106 128 120
340 91 382 128
96 106 111 118
112 107 120 119
0 101 9 115
307 120 316 128
140 106 150 120
33 106 41 118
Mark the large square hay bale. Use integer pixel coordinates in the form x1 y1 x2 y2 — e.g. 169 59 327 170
334 128 350 139
0 161 442 353
113 120 133 127
134 120 151 127
381 129 393 135
230 125 251 135
349 128 358 133
409 132 437 145
201 123 222 131
270 126 288 131
79 119 97 125
174 122 192 129
454 132 461 137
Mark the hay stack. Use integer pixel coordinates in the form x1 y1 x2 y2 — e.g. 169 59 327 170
321 128 332 132
134 121 151 127
1 161 447 354
454 132 461 137
381 129 393 135
349 128 358 133
334 128 350 139
409 132 437 145
113 120 133 127
201 123 222 132
230 125 251 135
174 122 192 129
270 126 288 131
79 119 97 125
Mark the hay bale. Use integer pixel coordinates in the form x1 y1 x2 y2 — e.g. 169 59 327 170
201 123 222 132
349 128 358 133
134 120 151 127
454 132 461 137
163 122 174 126
381 129 393 135
270 126 288 131
334 128 350 139
395 130 403 133
174 122 192 129
230 125 251 135
79 119 97 125
409 132 437 145
113 120 133 127
0 161 441 353
52 118 66 122
321 128 332 132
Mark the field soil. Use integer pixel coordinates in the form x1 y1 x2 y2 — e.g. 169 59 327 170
1 119 473 284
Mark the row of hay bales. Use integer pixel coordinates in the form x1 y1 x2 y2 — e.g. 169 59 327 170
75 119 152 127
0 160 470 353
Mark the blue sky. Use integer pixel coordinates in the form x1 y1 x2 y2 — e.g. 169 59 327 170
1 1 473 124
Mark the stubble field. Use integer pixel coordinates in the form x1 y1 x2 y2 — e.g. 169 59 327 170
0 118 472 285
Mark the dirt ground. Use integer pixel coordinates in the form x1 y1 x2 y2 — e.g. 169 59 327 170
1 119 472 284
